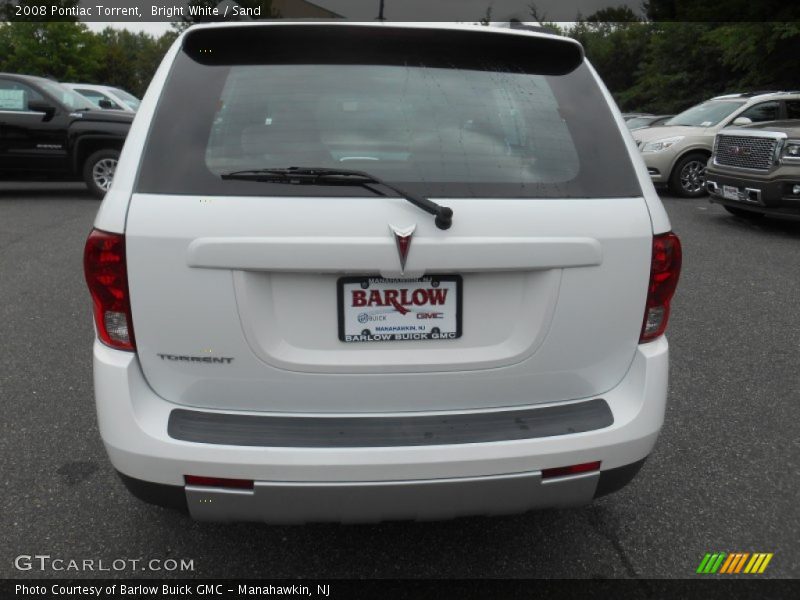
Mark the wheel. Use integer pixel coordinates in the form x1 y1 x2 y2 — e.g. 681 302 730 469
723 205 766 219
669 153 709 198
83 149 120 198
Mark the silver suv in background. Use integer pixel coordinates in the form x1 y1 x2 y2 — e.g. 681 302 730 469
633 91 800 197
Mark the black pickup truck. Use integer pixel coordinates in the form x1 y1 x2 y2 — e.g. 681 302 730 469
0 73 133 197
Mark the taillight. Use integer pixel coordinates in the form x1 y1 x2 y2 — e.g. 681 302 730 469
83 229 135 351
542 461 602 479
640 231 682 343
184 475 254 490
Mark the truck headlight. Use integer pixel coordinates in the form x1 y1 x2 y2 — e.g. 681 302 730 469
781 140 800 163
641 136 685 153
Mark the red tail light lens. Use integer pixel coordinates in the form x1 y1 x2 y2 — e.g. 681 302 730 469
640 231 682 343
83 229 135 351
542 461 602 479
184 475 254 490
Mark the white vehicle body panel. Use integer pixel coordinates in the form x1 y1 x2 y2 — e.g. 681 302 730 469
95 337 668 484
125 194 651 411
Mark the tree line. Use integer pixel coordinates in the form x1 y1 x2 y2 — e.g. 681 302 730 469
0 0 275 97
1 1 798 113
564 10 800 114
0 21 176 97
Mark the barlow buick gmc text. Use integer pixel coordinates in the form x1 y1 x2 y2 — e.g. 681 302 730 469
84 22 681 523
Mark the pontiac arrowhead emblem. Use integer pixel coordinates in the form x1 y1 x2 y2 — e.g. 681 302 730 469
389 224 416 272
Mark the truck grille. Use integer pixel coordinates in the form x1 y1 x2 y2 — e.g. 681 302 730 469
715 135 777 171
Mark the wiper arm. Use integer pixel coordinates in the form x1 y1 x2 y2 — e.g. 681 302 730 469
221 167 454 230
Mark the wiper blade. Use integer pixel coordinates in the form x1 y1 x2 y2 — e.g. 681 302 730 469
221 167 454 230
222 167 370 183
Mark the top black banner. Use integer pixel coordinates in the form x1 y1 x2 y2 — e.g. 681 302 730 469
1 0 799 23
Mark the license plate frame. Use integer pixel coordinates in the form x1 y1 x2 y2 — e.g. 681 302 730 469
337 275 463 343
722 185 741 201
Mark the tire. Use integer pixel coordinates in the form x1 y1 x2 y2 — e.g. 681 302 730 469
723 205 766 219
83 149 120 198
669 152 709 198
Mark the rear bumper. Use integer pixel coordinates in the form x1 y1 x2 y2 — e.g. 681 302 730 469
95 337 668 522
118 459 645 523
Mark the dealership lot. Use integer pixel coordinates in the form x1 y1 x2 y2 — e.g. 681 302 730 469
1 182 798 579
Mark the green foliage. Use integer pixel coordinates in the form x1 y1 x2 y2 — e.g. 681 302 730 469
0 0 274 97
571 20 652 98
0 21 177 97
704 23 800 92
570 13 800 114
0 10 797 113
615 22 736 114
0 21 102 81
91 27 178 97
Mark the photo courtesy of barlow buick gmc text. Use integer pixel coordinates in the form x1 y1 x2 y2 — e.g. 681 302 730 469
1 1 798 598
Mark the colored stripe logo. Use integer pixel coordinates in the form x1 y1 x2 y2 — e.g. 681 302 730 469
696 552 773 574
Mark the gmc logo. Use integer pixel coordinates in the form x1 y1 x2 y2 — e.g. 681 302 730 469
416 312 444 319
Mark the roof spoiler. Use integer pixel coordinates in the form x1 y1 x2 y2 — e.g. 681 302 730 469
184 24 585 76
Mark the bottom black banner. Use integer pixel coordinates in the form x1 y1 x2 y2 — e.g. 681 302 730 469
3 579 798 600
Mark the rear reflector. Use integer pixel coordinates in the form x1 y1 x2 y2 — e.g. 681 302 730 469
541 461 601 479
83 229 135 351
640 231 682 343
184 475 254 490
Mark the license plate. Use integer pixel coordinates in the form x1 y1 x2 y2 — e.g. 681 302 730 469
722 185 741 201
338 275 462 343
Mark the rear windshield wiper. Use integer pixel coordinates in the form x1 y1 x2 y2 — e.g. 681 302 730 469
220 167 453 230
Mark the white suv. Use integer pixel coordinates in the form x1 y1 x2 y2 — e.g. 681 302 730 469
84 22 681 523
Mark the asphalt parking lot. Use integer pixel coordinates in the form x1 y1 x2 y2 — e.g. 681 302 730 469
1 182 798 579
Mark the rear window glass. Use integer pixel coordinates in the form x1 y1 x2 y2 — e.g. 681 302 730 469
76 88 123 109
137 26 641 199
665 100 745 128
112 88 141 110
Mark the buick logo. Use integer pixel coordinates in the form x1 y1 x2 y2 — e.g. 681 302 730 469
389 224 415 272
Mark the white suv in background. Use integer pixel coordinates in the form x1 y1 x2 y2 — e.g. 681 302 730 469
633 91 800 197
84 22 681 523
